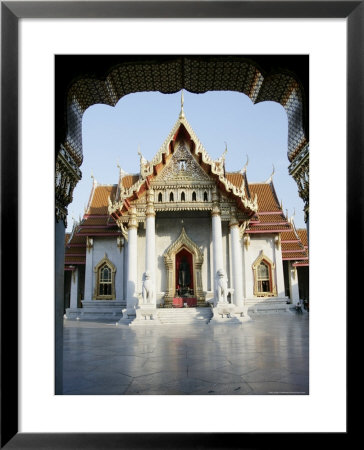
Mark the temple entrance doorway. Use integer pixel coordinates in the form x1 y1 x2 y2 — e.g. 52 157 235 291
163 228 205 307
175 248 194 299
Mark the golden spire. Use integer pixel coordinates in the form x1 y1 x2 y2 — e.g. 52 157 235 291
179 89 185 119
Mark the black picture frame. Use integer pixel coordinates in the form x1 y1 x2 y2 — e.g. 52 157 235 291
1 1 356 448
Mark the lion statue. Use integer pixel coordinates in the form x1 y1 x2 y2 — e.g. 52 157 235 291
216 268 228 304
142 271 154 304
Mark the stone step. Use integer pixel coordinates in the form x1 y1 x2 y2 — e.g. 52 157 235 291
245 297 291 314
157 307 213 325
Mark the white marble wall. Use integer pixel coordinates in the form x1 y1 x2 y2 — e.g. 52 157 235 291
82 228 287 304
70 267 79 308
242 234 285 298
84 245 94 301
84 237 124 300
274 239 286 298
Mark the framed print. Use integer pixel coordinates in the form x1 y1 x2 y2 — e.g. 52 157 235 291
1 1 357 448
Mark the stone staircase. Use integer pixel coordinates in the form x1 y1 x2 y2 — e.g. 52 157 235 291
245 297 291 314
156 307 213 325
66 300 125 321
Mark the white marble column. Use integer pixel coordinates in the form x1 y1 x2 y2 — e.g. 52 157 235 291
70 267 79 309
145 189 156 306
288 261 300 303
84 237 94 300
211 189 224 299
242 233 253 298
126 206 138 314
229 210 244 308
274 235 286 298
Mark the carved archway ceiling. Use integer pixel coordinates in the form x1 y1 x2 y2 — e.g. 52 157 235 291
62 56 308 167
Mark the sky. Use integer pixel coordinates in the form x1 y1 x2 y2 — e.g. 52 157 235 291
66 90 305 232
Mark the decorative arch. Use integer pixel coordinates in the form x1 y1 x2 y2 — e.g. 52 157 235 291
93 253 116 300
163 228 204 305
252 251 277 297
55 56 309 225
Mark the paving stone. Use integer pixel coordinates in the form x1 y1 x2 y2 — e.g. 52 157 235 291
63 314 309 395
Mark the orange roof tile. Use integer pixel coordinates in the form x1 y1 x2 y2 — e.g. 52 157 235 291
280 230 299 241
255 213 287 224
121 174 140 189
247 223 291 232
88 185 117 215
293 260 309 266
76 228 120 235
282 252 309 260
80 216 109 227
281 242 305 252
65 247 86 256
66 235 86 246
249 183 281 212
225 172 249 197
297 228 308 247
64 255 86 264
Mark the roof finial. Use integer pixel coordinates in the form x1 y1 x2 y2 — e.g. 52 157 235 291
138 145 147 164
265 164 275 183
240 154 249 174
221 142 228 160
179 89 185 119
117 160 127 177
290 208 296 223
91 169 97 185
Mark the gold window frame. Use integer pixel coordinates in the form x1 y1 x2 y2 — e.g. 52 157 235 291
93 253 116 300
252 251 277 297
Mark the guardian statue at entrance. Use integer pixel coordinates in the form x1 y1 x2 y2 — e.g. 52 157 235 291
216 268 228 304
142 271 154 304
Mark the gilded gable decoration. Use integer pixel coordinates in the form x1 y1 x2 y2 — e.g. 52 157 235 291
108 112 258 222
156 142 211 182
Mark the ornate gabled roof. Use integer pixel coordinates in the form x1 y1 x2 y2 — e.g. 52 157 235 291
281 221 309 264
64 184 122 267
108 112 258 219
234 181 290 233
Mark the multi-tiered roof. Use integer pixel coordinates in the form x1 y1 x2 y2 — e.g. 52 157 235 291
65 102 308 269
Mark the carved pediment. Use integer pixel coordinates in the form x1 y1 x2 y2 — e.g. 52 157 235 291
155 141 211 183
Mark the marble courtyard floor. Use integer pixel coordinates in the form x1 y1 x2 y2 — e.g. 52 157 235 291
62 313 309 395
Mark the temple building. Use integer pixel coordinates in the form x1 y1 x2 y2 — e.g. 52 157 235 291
64 102 309 325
